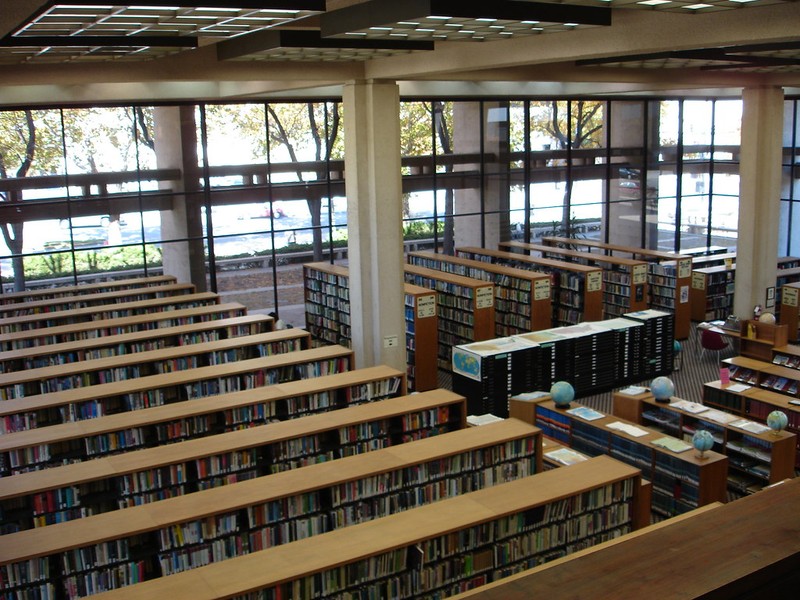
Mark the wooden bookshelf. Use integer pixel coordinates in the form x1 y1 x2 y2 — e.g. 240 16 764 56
402 282 439 392
691 259 800 322
0 275 178 306
302 262 350 346
0 282 196 319
688 250 736 269
0 378 445 536
723 354 800 397
703 380 800 466
0 329 309 399
534 399 728 516
0 365 405 480
776 271 800 329
56 456 642 600
0 345 354 434
456 246 603 325
779 282 800 342
0 302 248 352
407 250 552 336
449 478 800 600
738 319 788 361
403 264 496 371
0 390 478 598
0 314 274 374
541 237 692 339
612 389 795 493
0 291 220 335
690 263 736 321
303 263 439 391
501 240 649 319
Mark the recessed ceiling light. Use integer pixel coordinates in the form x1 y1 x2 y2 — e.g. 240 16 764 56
682 3 713 9
637 0 672 5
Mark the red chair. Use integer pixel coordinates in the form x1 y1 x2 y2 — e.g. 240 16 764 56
700 329 729 361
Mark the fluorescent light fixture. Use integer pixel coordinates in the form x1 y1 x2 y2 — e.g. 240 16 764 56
320 0 611 41
682 3 713 9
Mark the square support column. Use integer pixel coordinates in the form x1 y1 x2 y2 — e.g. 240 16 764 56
734 86 784 318
343 80 406 372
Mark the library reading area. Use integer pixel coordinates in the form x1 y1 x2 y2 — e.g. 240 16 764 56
1 2 800 599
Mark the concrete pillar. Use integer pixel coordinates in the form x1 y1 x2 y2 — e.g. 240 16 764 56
154 105 207 290
607 101 655 248
343 80 406 372
734 86 784 318
453 102 510 250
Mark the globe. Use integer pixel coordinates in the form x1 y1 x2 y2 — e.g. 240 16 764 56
650 376 675 403
692 430 715 459
767 410 788 434
760 312 776 325
550 381 575 409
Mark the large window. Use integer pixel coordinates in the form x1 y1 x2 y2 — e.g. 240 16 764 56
5 95 792 325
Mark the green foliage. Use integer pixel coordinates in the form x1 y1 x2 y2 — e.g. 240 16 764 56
403 219 443 240
20 245 163 281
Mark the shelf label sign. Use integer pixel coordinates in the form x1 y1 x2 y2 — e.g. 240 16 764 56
417 295 437 318
587 271 602 292
678 259 691 279
633 264 648 285
534 279 551 301
784 286 798 307
476 287 494 309
692 272 706 290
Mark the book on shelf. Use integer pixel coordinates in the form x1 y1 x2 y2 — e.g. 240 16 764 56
566 406 604 421
544 447 589 466
606 421 649 438
651 436 692 453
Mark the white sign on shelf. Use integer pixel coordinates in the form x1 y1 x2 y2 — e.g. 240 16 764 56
417 295 437 318
476 287 494 309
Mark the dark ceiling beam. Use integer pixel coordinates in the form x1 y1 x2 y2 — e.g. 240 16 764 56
576 40 800 68
1 35 198 47
320 0 611 38
217 29 433 60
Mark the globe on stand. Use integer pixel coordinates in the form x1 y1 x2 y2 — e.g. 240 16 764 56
759 312 776 325
650 376 675 404
550 381 575 409
692 430 715 460
767 410 789 436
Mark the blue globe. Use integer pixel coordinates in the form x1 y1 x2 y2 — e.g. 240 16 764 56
767 410 788 433
692 430 715 457
550 381 575 409
651 376 675 403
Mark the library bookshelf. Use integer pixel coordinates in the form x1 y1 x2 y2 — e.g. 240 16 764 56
690 264 736 321
0 390 478 598
0 329 310 400
406 250 552 336
302 262 438 391
500 240 649 319
403 282 439 392
0 345 354 434
612 389 795 494
0 302 248 352
737 319 789 362
703 379 800 467
0 282 196 319
779 281 800 341
0 291 221 334
541 236 692 339
0 275 178 306
0 365 404 482
403 264 495 371
0 314 274 374
534 399 728 516
456 246 603 325
61 456 643 600
449 478 800 600
1 382 459 539
723 355 800 398
691 259 800 322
